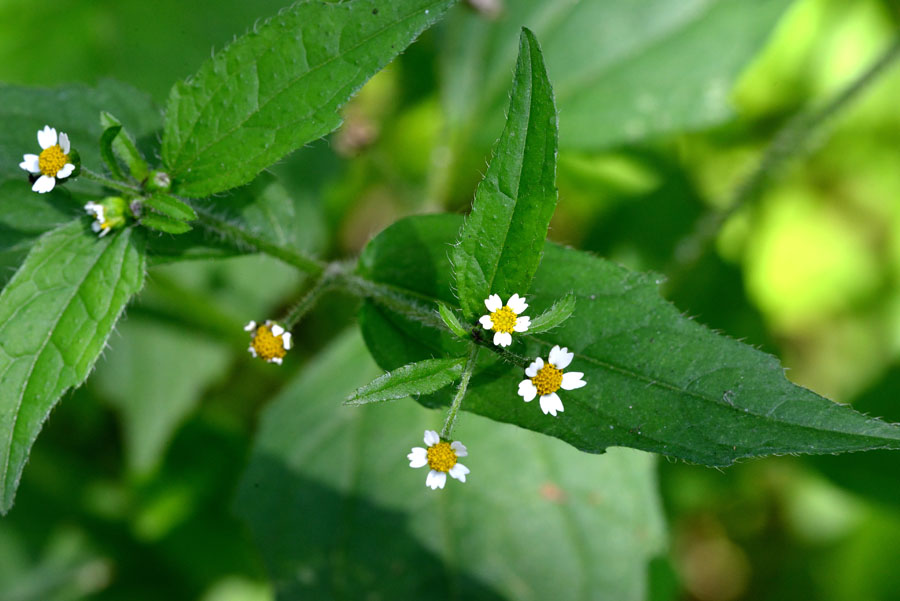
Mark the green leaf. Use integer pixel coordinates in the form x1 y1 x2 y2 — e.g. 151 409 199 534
0 221 145 512
452 28 558 321
437 301 468 339
347 356 465 405
100 111 151 182
0 80 161 183
441 0 791 151
141 214 193 235
358 214 900 467
162 0 456 197
528 292 575 334
236 330 665 601
92 317 230 475
142 193 198 223
99 124 126 181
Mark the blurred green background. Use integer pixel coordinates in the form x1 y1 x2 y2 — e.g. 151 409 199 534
2 0 900 599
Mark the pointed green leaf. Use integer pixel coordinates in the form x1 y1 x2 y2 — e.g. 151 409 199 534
142 193 198 223
99 124 126 181
528 292 575 334
141 213 193 235
452 28 558 320
437 301 469 339
0 221 145 512
100 111 150 182
162 0 456 197
236 330 665 601
347 356 465 405
358 214 900 467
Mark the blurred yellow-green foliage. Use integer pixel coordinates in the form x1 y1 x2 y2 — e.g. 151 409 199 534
2 0 900 600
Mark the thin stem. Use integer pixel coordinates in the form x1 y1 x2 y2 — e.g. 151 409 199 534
665 35 900 290
80 168 141 195
440 343 480 440
193 206 325 276
282 271 334 329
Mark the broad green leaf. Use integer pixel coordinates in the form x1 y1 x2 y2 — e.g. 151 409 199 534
0 80 161 184
100 111 150 182
93 317 230 475
441 0 791 151
437 301 468 338
358 214 900 467
162 0 456 197
142 193 198 223
141 214 192 235
0 220 145 512
452 28 558 320
236 330 665 601
528 292 575 334
347 356 465 405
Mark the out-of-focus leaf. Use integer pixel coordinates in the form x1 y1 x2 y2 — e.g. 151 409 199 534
162 0 456 197
452 28 558 320
141 214 192 234
358 214 900 466
236 330 665 601
0 221 145 513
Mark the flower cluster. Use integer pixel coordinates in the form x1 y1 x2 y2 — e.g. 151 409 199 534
244 320 292 364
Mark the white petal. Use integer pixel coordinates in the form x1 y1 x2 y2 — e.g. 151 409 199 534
32 175 55 193
450 441 467 457
270 324 284 336
243 320 257 332
38 125 57 149
408 447 428 468
98 226 111 238
59 132 70 154
423 430 440 446
479 315 494 330
507 294 528 314
247 346 257 357
270 357 283 365
561 371 586 390
498 331 513 347
525 357 543 378
449 463 469 482
91 221 102 233
56 163 74 179
19 154 40 173
513 315 530 332
281 331 292 350
485 294 502 312
540 392 564 417
426 470 447 490
518 379 537 402
549 345 573 369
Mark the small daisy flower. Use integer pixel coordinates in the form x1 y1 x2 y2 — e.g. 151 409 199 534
244 320 292 364
479 293 530 347
19 125 76 193
407 429 470 490
84 197 127 237
518 345 586 417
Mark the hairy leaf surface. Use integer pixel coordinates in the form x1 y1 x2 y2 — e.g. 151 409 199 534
347 356 465 405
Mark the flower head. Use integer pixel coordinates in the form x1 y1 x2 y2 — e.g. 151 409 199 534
19 126 77 193
479 293 530 347
244 320 292 364
84 197 127 237
518 345 586 417
407 429 469 490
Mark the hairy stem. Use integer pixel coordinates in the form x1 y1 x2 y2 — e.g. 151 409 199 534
80 168 141 195
440 343 479 439
283 268 337 329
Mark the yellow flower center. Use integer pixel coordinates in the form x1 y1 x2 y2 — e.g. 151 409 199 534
38 145 69 177
532 364 563 396
426 441 458 472
490 306 517 333
251 324 287 362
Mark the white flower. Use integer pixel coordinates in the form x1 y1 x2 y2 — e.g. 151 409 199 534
19 126 76 193
478 293 530 347
407 429 469 490
84 202 110 237
517 345 586 417
245 319 292 364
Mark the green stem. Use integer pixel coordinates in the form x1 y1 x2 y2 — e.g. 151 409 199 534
282 271 334 329
193 206 326 276
665 35 900 290
440 343 479 440
80 168 141 195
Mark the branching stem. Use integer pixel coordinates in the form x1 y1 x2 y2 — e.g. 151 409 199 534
440 343 479 440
